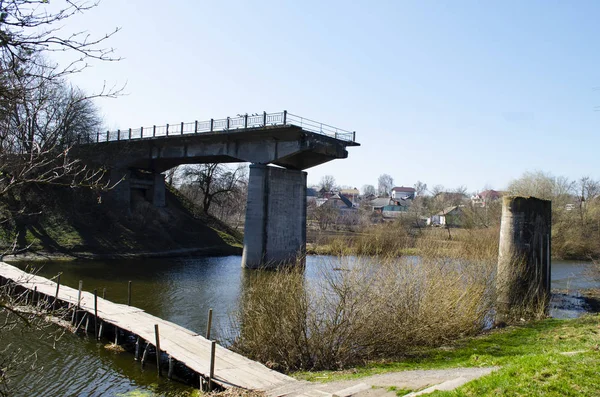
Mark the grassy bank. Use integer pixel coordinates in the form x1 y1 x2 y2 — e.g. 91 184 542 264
307 225 499 261
296 314 600 396
0 185 242 259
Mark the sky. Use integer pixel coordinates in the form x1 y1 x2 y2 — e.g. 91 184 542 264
49 0 600 193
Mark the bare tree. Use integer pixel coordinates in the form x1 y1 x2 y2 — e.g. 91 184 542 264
414 180 427 197
377 174 393 197
319 175 336 192
362 184 376 197
182 163 247 215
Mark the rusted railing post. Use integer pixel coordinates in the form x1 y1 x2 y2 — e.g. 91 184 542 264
128 128 132 139
181 121 184 135
153 125 156 137
194 120 198 133
210 118 214 132
117 129 121 141
283 110 287 125
244 114 248 128
140 127 144 138
226 117 230 130
263 111 267 126
166 123 169 136
106 131 109 142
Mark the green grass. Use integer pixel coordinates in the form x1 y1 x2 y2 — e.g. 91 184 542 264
295 315 600 395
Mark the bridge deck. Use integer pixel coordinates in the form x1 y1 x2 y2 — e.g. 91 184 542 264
0 262 297 392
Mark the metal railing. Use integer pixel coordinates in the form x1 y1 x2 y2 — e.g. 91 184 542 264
93 111 356 143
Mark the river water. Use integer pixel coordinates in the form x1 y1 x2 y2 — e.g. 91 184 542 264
2 256 597 396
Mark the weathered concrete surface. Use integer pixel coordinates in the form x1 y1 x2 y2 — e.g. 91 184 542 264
242 164 307 269
75 125 358 172
497 196 552 321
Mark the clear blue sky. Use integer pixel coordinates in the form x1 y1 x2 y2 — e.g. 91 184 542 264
54 0 600 193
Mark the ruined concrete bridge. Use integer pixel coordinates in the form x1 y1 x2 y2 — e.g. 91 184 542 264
77 111 359 268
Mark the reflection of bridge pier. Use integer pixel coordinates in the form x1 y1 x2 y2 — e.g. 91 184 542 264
76 111 359 268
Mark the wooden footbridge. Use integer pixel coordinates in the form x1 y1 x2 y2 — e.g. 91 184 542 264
0 262 298 393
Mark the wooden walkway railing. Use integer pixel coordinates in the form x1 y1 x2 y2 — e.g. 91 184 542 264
0 262 297 392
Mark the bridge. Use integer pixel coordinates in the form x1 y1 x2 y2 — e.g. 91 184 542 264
77 111 359 268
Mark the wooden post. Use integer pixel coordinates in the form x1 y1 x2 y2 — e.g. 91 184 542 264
141 342 150 368
85 316 90 334
154 324 162 376
72 280 82 325
206 308 213 340
114 326 119 345
93 289 98 339
168 355 174 379
98 321 104 340
52 273 61 311
208 340 216 391
135 337 141 360
127 281 132 306
102 288 106 299
32 286 37 306
74 312 87 334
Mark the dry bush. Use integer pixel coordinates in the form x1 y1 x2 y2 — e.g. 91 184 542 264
230 255 496 372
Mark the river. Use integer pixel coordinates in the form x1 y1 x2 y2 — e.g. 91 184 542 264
2 256 597 396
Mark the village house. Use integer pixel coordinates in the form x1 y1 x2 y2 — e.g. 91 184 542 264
391 186 416 201
429 206 464 227
471 189 502 207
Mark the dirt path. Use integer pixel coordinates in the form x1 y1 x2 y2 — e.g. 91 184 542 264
268 367 498 396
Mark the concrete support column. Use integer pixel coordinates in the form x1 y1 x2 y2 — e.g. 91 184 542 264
497 196 551 321
151 173 166 207
107 168 131 212
241 164 307 269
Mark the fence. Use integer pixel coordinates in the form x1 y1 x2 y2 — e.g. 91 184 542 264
93 111 356 143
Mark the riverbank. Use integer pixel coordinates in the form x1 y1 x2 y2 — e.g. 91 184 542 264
294 314 600 396
1 245 243 263
0 185 243 260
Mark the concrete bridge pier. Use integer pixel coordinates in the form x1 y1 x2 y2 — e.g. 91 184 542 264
241 164 307 269
106 168 166 210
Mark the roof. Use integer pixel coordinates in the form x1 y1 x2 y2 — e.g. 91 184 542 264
369 197 392 208
392 186 416 193
435 206 462 216
306 188 318 197
328 193 353 208
480 189 502 199
340 188 360 195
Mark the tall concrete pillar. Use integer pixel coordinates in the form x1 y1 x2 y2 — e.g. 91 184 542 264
241 164 307 269
497 196 551 321
150 173 166 207
107 168 131 212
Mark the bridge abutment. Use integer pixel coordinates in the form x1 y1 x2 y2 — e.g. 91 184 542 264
241 164 307 269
